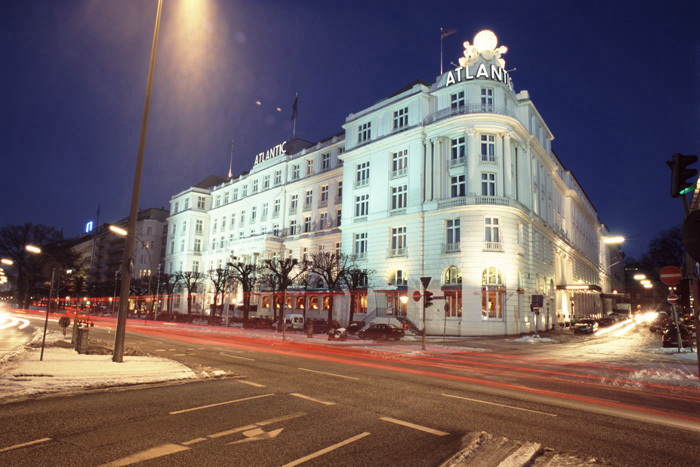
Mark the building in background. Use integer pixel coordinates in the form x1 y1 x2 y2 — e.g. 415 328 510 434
164 30 623 335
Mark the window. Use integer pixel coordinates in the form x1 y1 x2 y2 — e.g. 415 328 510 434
306 159 314 176
170 224 176 238
389 270 407 286
240 210 245 225
320 185 329 203
322 153 331 171
197 196 206 209
212 219 217 233
390 227 406 256
192 261 199 273
336 209 342 227
170 240 174 254
354 232 368 257
290 220 298 235
180 239 185 252
485 217 500 244
451 137 466 164
184 199 190 210
481 134 495 162
445 290 463 317
292 165 300 180
451 175 466 197
481 173 496 196
481 88 494 112
229 215 235 229
251 206 257 224
320 212 328 229
482 267 505 319
242 185 248 197
356 161 370 187
219 236 225 248
451 90 465 110
304 216 311 233
215 195 221 207
358 122 371 143
304 189 313 209
233 189 238 201
263 175 270 190
355 194 369 217
335 242 341 257
446 219 460 252
336 181 343 202
181 221 187 234
391 185 407 210
302 247 308 262
393 107 408 130
274 170 282 185
273 199 281 218
262 203 269 221
392 149 408 177
223 192 229 204
290 194 298 214
444 265 461 285
194 238 201 252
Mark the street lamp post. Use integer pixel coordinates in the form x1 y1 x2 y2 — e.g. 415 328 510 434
113 0 163 363
110 225 153 319
25 245 60 362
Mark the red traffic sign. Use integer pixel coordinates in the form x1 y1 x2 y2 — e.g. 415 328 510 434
667 294 679 304
413 291 422 302
660 266 683 286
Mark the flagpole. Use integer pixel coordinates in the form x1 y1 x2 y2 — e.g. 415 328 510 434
292 93 298 140
228 140 234 178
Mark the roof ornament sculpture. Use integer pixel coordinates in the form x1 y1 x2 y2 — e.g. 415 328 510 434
459 30 508 68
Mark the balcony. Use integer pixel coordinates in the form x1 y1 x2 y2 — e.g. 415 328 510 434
443 242 461 253
475 196 510 206
449 156 465 168
302 203 312 212
319 199 328 208
388 248 407 258
423 103 515 125
483 241 503 252
390 167 408 179
289 206 297 215
355 178 369 188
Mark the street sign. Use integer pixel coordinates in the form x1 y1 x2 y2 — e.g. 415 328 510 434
420 276 431 289
659 266 683 286
413 291 422 302
667 294 679 304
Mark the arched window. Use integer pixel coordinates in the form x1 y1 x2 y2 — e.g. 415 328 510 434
482 267 505 319
443 265 462 285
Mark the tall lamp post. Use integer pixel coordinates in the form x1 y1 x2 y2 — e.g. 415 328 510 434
114 0 163 362
25 245 61 362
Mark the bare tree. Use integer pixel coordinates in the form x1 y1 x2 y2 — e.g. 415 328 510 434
177 270 204 316
264 257 309 333
228 256 260 323
344 263 375 327
309 252 351 329
209 268 234 317
158 272 179 316
0 223 79 309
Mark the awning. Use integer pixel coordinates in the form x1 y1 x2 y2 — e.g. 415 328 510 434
556 284 602 293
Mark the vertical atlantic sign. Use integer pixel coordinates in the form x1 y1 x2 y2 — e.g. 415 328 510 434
254 141 287 166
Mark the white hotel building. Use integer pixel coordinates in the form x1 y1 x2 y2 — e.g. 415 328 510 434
164 31 623 335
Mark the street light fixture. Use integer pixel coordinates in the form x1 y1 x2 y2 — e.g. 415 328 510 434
114 0 163 363
603 236 625 244
1 258 13 266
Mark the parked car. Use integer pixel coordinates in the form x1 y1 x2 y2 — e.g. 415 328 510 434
271 314 306 331
242 317 273 329
649 315 672 333
358 323 405 341
311 319 341 333
662 326 693 348
596 317 616 327
573 319 598 334
346 322 366 334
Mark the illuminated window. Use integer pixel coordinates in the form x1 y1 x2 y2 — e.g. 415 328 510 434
310 296 318 310
443 265 461 285
451 90 465 109
481 267 505 319
393 107 408 130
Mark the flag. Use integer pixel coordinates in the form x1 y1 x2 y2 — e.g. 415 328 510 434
440 28 457 38
291 94 298 121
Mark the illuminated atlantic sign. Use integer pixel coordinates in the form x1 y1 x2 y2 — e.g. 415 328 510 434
444 63 513 91
444 30 513 91
254 141 287 166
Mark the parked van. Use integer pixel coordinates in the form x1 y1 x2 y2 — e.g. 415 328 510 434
272 313 305 331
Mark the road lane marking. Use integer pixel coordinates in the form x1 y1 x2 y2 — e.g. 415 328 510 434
220 352 255 361
379 417 449 436
170 394 274 415
173 354 186 357
99 443 189 466
237 380 265 388
298 368 359 380
0 437 51 453
290 393 336 406
154 349 166 352
209 412 306 438
281 432 371 467
181 438 207 446
441 394 557 417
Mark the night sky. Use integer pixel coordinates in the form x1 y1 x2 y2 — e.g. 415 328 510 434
1 0 697 260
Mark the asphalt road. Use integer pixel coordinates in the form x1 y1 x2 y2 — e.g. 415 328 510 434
1 321 700 466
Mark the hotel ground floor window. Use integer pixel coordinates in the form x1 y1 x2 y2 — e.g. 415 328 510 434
444 290 462 317
385 293 408 316
352 292 367 314
482 266 505 319
296 296 306 311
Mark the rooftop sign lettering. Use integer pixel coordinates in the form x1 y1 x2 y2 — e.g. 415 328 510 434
254 142 287 166
444 30 513 91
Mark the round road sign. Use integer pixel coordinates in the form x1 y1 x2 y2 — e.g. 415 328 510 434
667 294 679 304
413 291 422 302
659 266 683 286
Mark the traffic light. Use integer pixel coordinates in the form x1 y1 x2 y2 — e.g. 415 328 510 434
666 153 698 198
424 291 433 308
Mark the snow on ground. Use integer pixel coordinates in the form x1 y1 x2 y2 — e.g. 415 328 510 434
0 331 197 405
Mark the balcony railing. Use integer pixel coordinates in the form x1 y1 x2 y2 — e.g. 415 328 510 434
303 203 312 212
475 196 510 206
449 156 465 168
443 242 461 253
390 167 408 179
319 199 328 208
423 104 516 125
483 241 503 252
289 206 297 215
388 248 407 258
